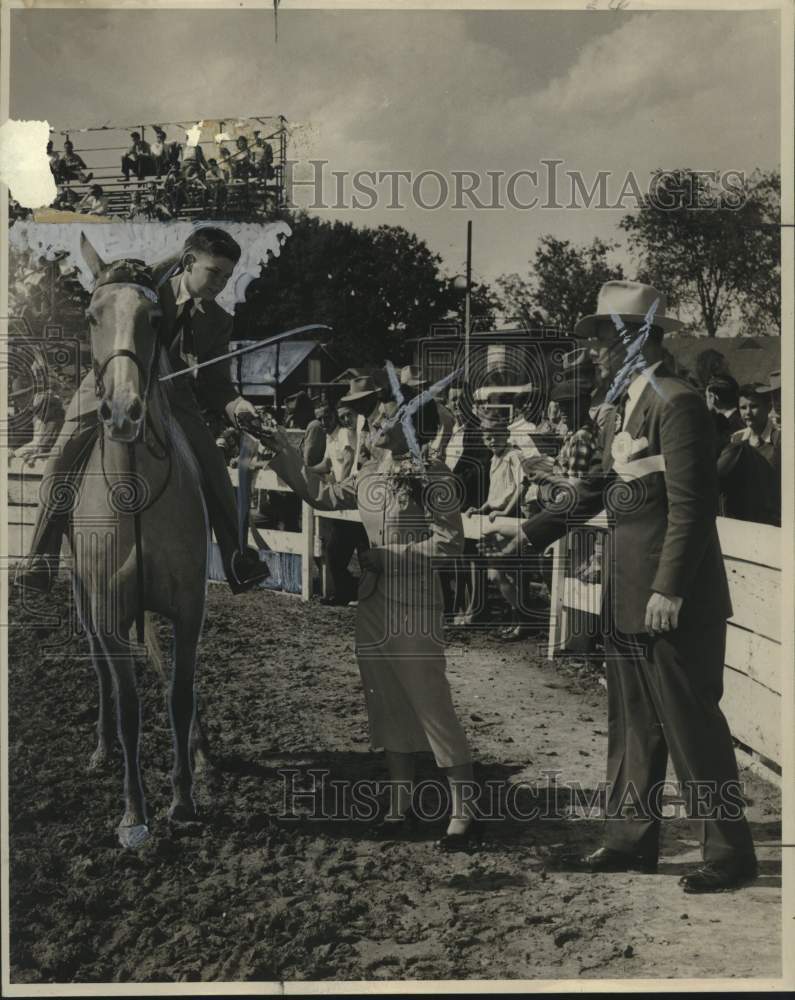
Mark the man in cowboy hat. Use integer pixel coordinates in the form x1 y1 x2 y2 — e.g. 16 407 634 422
16 227 270 595
339 375 385 468
495 280 757 892
758 369 781 432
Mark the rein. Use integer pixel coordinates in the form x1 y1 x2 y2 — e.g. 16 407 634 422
90 260 173 643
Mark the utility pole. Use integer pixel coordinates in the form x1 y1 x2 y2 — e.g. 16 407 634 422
464 220 472 381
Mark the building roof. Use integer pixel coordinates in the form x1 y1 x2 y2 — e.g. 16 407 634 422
227 340 320 395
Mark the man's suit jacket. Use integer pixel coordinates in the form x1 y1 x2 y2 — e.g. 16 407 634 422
159 274 238 416
522 365 733 634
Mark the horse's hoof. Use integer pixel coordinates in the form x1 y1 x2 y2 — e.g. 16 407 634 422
88 749 113 772
117 823 150 849
168 802 201 826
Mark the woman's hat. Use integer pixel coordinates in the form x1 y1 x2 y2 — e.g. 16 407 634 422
573 281 683 339
339 375 378 404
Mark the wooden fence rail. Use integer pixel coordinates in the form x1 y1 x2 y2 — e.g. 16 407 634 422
8 458 783 767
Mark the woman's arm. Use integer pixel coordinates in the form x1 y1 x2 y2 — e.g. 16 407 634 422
266 430 358 511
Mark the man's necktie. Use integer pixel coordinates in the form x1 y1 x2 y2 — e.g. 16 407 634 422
169 303 196 367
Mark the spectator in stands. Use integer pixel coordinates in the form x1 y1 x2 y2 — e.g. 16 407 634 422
252 131 275 179
230 135 253 180
218 147 234 182
466 409 527 641
127 191 147 221
705 374 744 452
150 126 177 177
47 140 61 177
58 140 92 183
177 138 208 180
120 131 153 182
204 158 228 211
143 181 175 220
53 186 80 212
77 184 109 216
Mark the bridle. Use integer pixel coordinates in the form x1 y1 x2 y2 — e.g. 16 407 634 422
88 259 174 643
90 259 161 409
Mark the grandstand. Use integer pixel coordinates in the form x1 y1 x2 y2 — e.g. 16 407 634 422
41 116 289 222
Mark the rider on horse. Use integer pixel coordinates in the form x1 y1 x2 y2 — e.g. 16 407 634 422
16 226 270 595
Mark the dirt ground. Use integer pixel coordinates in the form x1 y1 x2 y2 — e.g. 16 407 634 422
6 581 782 985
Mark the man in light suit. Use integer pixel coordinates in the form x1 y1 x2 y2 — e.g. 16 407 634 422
17 227 269 594
492 281 757 893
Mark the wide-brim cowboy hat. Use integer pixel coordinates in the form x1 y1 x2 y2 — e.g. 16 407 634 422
757 370 781 394
573 280 683 339
339 375 378 404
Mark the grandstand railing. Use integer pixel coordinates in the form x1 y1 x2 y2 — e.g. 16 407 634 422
41 116 289 221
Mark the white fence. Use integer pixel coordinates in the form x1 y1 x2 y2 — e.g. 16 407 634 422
8 458 782 767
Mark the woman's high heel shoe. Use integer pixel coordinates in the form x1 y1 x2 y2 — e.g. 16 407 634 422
374 805 419 839
436 818 482 853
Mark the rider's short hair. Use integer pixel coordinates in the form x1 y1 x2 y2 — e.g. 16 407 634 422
183 227 242 264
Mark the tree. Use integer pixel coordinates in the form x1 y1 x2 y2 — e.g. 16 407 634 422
235 212 499 366
497 236 624 333
619 168 780 337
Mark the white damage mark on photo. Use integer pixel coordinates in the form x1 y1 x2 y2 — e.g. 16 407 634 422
0 119 57 209
8 220 292 313
185 122 204 147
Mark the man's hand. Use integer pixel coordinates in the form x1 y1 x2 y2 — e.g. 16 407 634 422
645 592 683 634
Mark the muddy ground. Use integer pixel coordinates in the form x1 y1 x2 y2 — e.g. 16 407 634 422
7 581 782 985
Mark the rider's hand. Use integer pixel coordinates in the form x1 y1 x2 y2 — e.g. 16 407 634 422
228 397 259 430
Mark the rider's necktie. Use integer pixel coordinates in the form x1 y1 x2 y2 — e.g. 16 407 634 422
169 303 196 368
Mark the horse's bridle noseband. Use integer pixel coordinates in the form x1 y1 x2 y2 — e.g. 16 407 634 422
90 259 162 409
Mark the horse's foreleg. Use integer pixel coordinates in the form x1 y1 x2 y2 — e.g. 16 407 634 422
168 620 201 825
102 635 149 848
88 633 116 771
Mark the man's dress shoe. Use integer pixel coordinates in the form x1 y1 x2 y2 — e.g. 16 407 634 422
679 856 758 894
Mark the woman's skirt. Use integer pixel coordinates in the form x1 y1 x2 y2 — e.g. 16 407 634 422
354 590 471 768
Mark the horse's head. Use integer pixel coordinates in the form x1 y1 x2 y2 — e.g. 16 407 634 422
81 233 163 443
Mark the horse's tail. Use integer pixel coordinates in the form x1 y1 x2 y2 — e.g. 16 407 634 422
142 610 169 686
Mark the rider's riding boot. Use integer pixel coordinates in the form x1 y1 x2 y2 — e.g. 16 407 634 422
227 546 271 594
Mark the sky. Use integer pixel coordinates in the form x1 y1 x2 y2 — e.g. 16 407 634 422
10 6 781 293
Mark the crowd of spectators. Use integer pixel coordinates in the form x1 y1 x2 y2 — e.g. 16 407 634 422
225 346 781 641
44 127 278 220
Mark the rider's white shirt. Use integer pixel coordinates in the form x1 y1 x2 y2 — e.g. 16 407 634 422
175 273 206 314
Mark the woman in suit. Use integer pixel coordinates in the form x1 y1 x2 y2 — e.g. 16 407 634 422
263 392 479 850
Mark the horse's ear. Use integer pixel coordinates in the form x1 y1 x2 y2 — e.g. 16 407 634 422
80 232 106 280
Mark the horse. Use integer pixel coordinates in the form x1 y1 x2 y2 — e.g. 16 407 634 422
70 232 211 848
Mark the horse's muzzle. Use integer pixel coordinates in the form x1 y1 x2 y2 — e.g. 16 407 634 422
99 393 145 443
